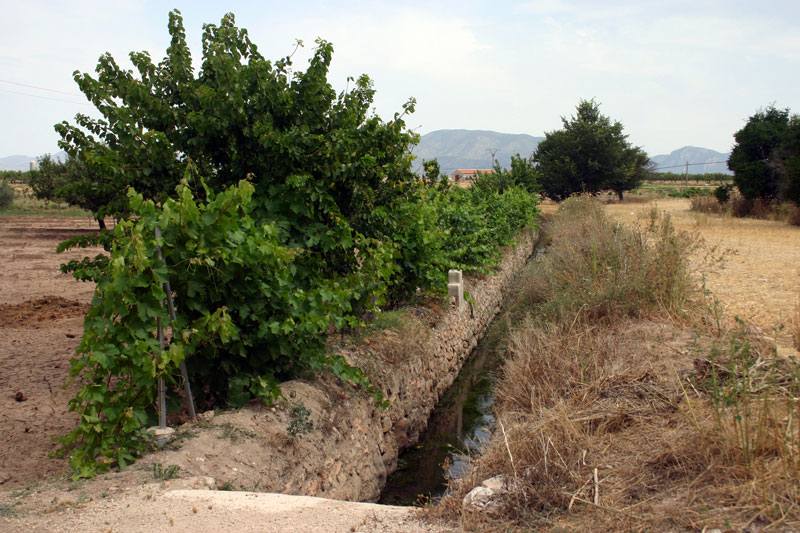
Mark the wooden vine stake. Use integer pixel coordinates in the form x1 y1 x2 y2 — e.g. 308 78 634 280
154 225 197 428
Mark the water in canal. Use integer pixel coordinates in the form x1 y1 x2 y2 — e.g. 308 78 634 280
377 323 504 506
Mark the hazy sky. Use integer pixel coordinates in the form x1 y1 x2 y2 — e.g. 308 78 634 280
1 0 799 158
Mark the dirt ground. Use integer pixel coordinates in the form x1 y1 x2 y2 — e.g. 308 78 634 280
0 216 103 489
0 200 798 531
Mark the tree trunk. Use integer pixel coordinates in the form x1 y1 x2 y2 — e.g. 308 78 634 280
96 217 106 230
617 190 624 201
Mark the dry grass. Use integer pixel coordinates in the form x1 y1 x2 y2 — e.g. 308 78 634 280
691 188 800 227
436 197 800 532
605 198 800 350
690 195 726 214
505 197 702 326
793 297 800 351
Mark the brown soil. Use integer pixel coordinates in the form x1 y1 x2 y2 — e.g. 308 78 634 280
0 216 104 489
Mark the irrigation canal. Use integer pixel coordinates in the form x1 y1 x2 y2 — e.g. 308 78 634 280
378 244 544 506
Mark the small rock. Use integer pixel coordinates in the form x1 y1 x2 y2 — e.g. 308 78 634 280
462 475 518 517
147 426 175 447
14 392 25 402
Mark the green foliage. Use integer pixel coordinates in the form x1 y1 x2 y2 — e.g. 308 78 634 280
714 184 733 204
152 463 181 480
57 179 385 478
778 115 800 206
0 170 32 184
422 158 449 190
0 178 13 209
667 186 713 198
534 99 648 201
31 154 114 227
53 9 541 480
728 105 795 202
29 155 67 203
55 9 421 297
435 181 539 273
649 172 732 183
287 403 313 439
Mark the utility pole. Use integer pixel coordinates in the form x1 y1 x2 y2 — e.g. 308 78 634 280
684 161 689 190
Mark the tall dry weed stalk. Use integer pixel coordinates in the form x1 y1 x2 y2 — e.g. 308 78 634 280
794 296 800 350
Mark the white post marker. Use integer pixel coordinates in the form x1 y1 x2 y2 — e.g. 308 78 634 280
448 269 464 309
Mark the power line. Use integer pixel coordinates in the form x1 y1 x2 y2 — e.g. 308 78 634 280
0 78 81 97
652 161 728 171
0 87 92 106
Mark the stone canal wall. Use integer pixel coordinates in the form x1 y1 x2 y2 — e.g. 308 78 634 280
156 229 537 502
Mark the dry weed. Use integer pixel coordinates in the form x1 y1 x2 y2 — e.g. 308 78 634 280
794 296 800 350
438 197 800 531
690 195 725 214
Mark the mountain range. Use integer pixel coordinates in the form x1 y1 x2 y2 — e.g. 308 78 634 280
1 133 731 176
413 130 732 176
0 152 66 172
649 146 730 174
411 130 544 175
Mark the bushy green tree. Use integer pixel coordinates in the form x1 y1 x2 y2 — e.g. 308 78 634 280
534 99 648 201
728 106 791 201
471 154 539 196
421 158 449 190
774 115 800 206
56 9 421 292
31 154 114 227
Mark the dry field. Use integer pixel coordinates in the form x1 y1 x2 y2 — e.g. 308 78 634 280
0 216 103 488
604 198 800 354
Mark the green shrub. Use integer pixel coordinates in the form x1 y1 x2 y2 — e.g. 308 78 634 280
714 184 732 204
0 179 13 209
667 186 712 198
57 179 385 478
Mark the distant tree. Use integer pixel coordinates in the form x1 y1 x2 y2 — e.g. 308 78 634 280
0 178 13 209
773 115 800 206
29 154 67 203
472 153 539 196
728 105 791 201
422 158 449 189
534 99 648 201
606 148 650 201
31 153 115 228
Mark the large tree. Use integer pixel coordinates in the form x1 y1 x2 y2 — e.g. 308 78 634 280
55 9 420 278
778 115 800 205
534 99 648 201
727 105 791 201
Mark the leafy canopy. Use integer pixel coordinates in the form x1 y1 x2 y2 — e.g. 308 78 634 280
534 99 648 201
728 105 800 204
56 9 421 288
